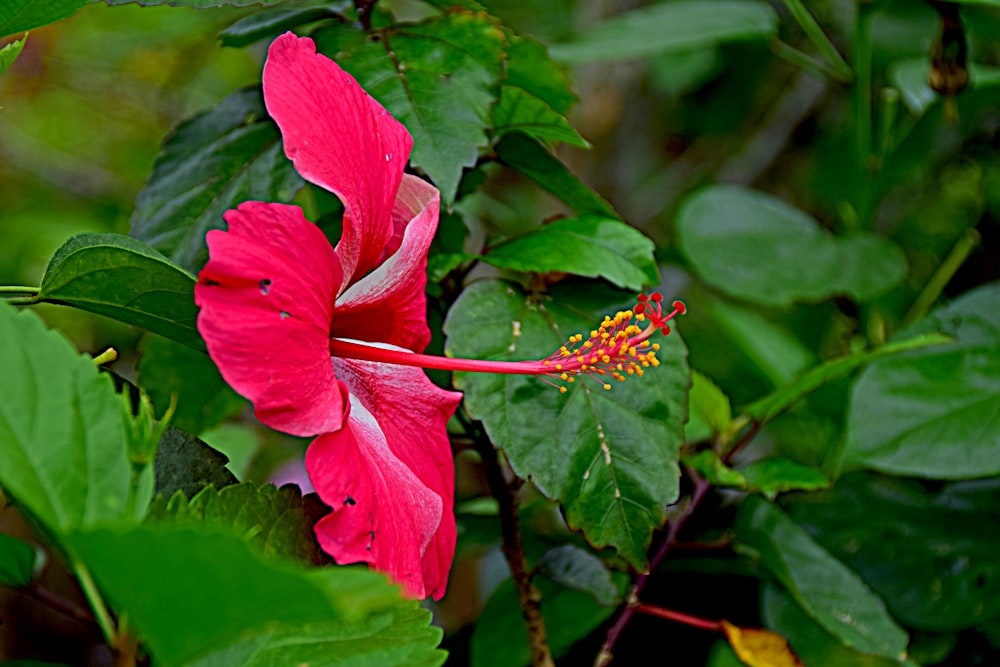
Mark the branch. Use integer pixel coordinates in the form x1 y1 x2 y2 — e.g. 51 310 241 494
473 427 555 667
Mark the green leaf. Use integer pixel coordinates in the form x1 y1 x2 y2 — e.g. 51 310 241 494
103 0 283 6
491 85 589 148
0 302 142 535
495 134 619 219
67 526 445 667
0 0 87 37
482 216 657 291
786 472 1000 631
735 496 909 659
695 291 817 389
130 87 302 274
745 332 951 423
0 34 26 76
219 7 342 47
471 577 620 667
313 12 505 204
0 533 36 587
739 457 829 498
504 32 577 116
763 585 916 667
843 283 1000 478
677 186 907 307
38 233 202 350
889 58 1000 115
137 334 244 435
549 0 778 64
148 482 328 566
537 544 621 606
153 427 238 500
686 370 732 442
445 281 689 569
684 450 746 488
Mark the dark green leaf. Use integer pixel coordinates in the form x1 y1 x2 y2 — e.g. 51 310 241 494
68 526 444 667
0 533 36 587
677 186 907 307
470 577 620 667
504 32 577 115
38 233 201 350
219 7 343 47
735 496 909 659
0 0 87 37
537 544 621 606
686 370 732 442
491 85 589 148
103 0 283 6
785 472 1000 631
445 281 688 569
137 334 245 435
763 585 916 667
745 333 951 423
130 87 302 274
313 12 505 203
0 34 26 76
0 302 146 534
843 283 1000 478
153 426 238 499
495 134 619 219
482 216 657 291
739 458 829 498
148 482 328 566
549 0 778 64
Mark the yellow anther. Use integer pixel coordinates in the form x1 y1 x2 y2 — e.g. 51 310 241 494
652 343 660 351
591 330 599 338
602 355 611 363
583 341 592 349
544 360 551 366
603 383 611 390
629 347 637 356
555 364 563 371
559 386 567 394
636 313 646 321
567 377 575 383
560 373 569 380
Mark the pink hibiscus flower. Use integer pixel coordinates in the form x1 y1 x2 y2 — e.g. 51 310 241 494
195 33 685 600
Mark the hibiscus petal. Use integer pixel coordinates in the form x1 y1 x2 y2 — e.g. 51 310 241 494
332 175 439 352
196 201 346 437
306 355 461 600
263 32 413 286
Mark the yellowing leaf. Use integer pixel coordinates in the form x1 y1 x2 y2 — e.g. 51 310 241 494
721 620 804 667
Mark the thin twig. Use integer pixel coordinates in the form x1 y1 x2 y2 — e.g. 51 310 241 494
24 581 98 627
472 427 555 667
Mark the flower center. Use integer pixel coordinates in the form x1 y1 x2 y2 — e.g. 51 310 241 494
539 295 686 392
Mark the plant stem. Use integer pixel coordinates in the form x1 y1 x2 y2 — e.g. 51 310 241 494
634 603 722 632
71 558 116 646
25 581 98 626
851 0 875 228
903 227 981 327
0 286 40 305
781 0 854 82
770 39 845 83
473 425 554 667
92 347 118 366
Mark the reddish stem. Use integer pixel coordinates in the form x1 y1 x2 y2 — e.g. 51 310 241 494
634 603 722 632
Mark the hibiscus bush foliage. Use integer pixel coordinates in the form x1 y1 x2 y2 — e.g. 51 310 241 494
2 0 1000 666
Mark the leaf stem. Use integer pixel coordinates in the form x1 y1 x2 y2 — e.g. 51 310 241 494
92 347 118 366
470 416 554 667
903 227 981 327
25 581 98 626
634 603 722 632
770 39 846 83
780 0 854 82
851 0 875 228
71 558 116 646
0 285 39 295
